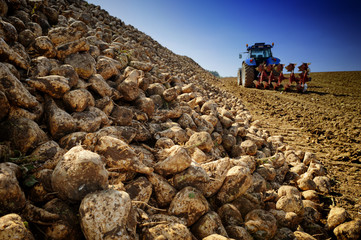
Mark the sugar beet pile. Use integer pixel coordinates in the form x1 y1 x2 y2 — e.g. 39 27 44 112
1 0 360 239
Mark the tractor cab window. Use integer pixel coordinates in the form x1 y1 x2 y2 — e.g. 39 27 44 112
264 48 272 58
250 48 272 58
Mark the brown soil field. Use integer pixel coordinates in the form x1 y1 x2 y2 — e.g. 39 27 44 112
208 71 361 218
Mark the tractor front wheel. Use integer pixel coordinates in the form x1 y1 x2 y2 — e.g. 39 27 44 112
241 62 254 87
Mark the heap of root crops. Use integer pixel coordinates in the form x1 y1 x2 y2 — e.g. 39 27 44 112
0 0 360 239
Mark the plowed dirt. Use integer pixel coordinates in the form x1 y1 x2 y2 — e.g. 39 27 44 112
209 71 361 218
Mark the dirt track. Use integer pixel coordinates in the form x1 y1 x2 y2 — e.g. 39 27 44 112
210 71 361 217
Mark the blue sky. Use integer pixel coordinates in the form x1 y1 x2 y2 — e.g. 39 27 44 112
87 0 361 77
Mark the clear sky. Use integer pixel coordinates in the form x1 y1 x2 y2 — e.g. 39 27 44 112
86 0 361 77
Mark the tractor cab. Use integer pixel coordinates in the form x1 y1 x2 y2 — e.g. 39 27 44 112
243 43 280 67
250 47 272 63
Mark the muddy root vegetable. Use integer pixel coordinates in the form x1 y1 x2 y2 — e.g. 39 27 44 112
313 176 331 193
0 163 61 227
269 209 300 230
95 96 114 116
30 140 64 164
154 137 175 149
193 112 215 133
72 107 106 133
94 136 153 174
333 219 361 240
147 83 166 96
50 64 79 88
226 225 253 240
217 203 244 226
154 145 192 176
45 97 77 139
178 113 197 130
192 158 232 197
32 36 56 58
172 163 209 190
154 126 188 144
42 198 82 240
56 38 90 60
201 100 218 115
131 120 152 141
0 20 17 43
168 186 209 226
162 87 178 102
190 146 208 163
129 60 153 72
142 222 192 240
202 234 232 240
58 132 87 150
84 126 137 148
217 165 253 204
276 195 304 216
0 163 26 212
147 172 177 207
20 202 60 223
96 56 120 80
276 186 304 215
63 89 95 112
0 62 38 109
135 96 155 118
0 38 29 69
185 131 213 152
0 90 9 120
117 74 141 101
191 211 228 239
79 189 134 240
7 104 42 122
0 117 48 154
293 231 317 240
64 52 96 79
0 214 35 240
124 176 152 203
110 104 134 126
26 75 71 99
241 140 258 156
89 74 120 99
244 209 277 240
51 146 108 202
326 207 349 230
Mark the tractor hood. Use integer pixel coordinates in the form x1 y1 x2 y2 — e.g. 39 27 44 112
245 58 257 66
266 57 280 65
245 57 280 66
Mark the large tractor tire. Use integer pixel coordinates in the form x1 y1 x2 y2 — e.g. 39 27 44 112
241 62 254 87
237 68 242 85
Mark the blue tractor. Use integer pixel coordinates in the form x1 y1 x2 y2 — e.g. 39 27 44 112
237 42 280 87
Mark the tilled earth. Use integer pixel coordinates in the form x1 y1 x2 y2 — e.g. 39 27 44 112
209 71 361 218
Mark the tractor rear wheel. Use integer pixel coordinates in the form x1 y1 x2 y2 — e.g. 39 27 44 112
241 62 254 87
237 68 241 85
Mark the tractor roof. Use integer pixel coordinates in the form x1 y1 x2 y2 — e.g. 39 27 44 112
247 42 273 51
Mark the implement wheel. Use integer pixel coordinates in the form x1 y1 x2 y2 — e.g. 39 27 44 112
241 62 254 87
237 68 242 85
